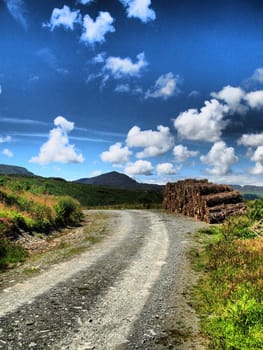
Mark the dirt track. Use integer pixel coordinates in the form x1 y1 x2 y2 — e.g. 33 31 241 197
0 210 207 349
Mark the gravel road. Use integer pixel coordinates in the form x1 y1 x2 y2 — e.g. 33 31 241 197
0 210 207 350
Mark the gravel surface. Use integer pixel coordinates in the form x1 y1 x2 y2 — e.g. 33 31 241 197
0 210 207 349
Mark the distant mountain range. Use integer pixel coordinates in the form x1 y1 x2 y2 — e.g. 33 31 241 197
75 171 164 192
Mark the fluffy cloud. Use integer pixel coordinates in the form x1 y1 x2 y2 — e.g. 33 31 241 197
145 73 179 100
174 99 228 142
238 132 263 147
244 90 263 109
100 142 132 166
30 116 84 165
4 0 28 30
81 11 115 45
119 0 156 23
2 148 13 158
200 141 238 175
173 145 199 163
250 67 263 84
104 52 147 79
156 163 177 175
238 132 263 174
126 125 174 158
211 85 247 115
43 5 81 31
125 160 153 176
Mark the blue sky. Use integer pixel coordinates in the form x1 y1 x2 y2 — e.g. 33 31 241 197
1 0 263 185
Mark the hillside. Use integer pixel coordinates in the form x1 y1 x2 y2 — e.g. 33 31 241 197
75 171 163 192
0 175 163 208
0 164 34 176
231 184 263 199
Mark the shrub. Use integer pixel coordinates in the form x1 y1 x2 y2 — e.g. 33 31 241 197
54 196 82 226
0 236 28 270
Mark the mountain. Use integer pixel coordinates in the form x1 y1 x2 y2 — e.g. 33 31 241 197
0 164 35 176
75 171 164 192
231 184 263 199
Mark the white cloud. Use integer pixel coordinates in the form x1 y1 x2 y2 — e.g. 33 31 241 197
81 11 115 45
125 160 153 176
145 73 179 100
119 0 156 23
2 148 13 158
92 52 106 64
200 141 238 175
173 145 199 163
115 84 130 93
238 132 263 147
174 99 229 142
104 52 147 79
211 85 247 115
77 0 94 5
250 146 263 174
126 125 174 158
0 136 11 143
156 163 177 175
100 142 132 166
244 90 263 109
250 67 263 84
4 0 28 30
30 116 84 165
43 5 81 31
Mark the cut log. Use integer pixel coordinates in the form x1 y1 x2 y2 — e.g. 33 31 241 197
163 179 247 223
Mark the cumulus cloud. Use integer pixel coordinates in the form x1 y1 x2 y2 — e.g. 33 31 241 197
173 145 199 163
250 146 263 174
43 5 81 31
200 141 238 175
174 99 228 142
4 0 28 30
104 52 147 79
119 0 156 23
156 163 177 175
244 90 263 109
100 142 132 166
211 85 247 115
126 125 174 158
30 116 84 165
145 73 179 100
81 11 115 45
238 132 263 174
238 132 263 147
2 148 13 158
125 160 153 176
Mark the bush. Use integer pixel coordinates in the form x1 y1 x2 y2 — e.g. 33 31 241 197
0 236 28 270
54 196 82 226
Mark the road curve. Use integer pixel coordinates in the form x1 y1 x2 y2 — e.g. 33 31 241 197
0 210 206 349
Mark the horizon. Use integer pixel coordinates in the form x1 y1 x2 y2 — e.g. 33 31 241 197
1 1 263 186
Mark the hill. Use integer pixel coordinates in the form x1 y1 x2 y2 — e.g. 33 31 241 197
0 164 34 176
231 184 263 199
75 171 163 192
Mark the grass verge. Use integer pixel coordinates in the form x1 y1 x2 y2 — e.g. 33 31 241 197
191 200 263 349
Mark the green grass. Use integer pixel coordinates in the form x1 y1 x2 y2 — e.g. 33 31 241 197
192 199 263 349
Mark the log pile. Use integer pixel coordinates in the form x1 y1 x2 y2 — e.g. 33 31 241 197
163 179 247 223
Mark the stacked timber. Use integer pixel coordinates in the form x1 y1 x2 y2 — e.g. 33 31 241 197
163 179 247 223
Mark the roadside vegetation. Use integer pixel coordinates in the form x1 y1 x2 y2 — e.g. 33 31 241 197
0 175 162 270
193 199 263 349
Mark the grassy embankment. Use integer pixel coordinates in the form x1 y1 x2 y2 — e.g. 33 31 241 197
193 199 263 349
0 175 163 270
